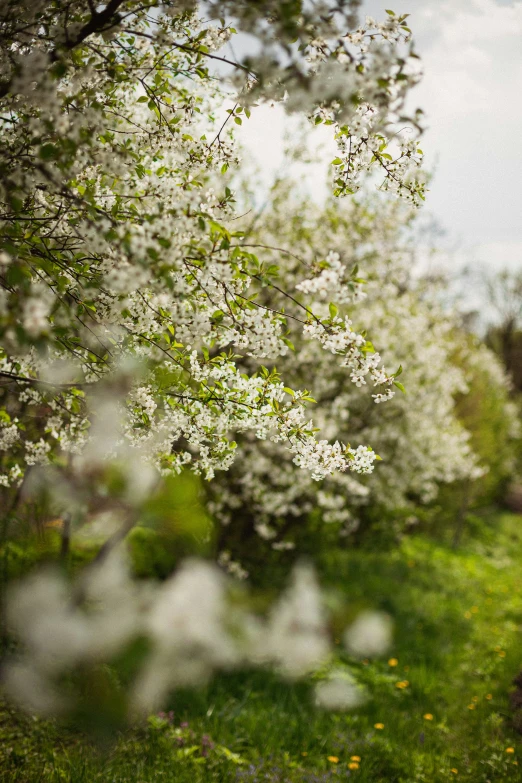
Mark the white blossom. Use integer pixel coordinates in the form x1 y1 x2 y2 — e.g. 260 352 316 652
344 610 393 658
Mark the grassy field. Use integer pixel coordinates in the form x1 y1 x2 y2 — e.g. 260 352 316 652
2 512 522 782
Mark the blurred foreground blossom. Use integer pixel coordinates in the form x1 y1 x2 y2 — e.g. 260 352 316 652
314 670 367 711
2 551 390 720
256 564 329 677
2 554 324 717
344 610 393 658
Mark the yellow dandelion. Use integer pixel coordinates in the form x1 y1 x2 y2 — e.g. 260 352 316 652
450 769 458 775
464 611 472 619
350 756 361 762
423 714 433 721
396 680 409 689
498 650 506 658
374 723 384 730
348 762 359 770
468 704 475 710
506 748 515 754
472 696 478 702
388 658 398 667
486 694 493 700
494 645 502 652
328 756 339 763
301 752 308 757
471 606 479 614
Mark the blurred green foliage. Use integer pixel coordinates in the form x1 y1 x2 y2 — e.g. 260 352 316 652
454 345 520 504
0 471 213 585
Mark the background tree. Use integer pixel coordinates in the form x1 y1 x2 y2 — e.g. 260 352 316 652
208 182 519 568
483 269 522 393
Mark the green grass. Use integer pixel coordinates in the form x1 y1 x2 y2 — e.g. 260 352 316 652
2 512 522 782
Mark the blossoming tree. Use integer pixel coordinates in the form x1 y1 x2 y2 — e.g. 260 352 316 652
0 0 429 719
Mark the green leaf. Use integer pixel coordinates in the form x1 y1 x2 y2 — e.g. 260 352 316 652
217 745 246 765
393 381 406 393
39 143 58 161
8 195 24 212
329 303 338 319
50 62 67 79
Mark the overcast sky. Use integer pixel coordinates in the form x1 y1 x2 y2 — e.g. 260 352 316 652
236 0 522 274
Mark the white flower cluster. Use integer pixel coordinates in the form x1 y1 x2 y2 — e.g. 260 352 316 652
296 251 365 304
292 437 377 482
22 298 50 337
303 316 395 400
0 417 20 452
